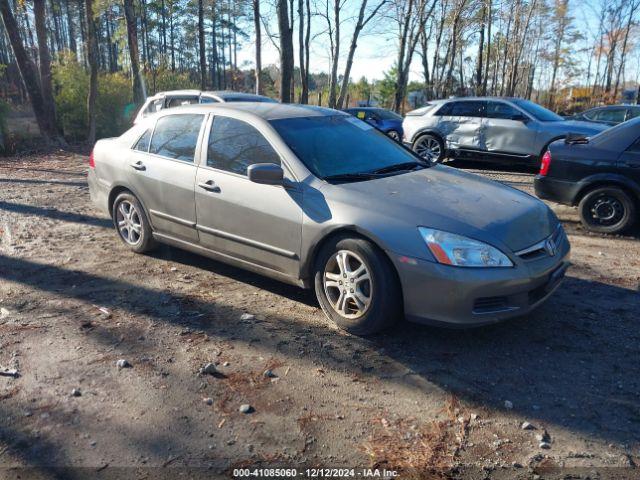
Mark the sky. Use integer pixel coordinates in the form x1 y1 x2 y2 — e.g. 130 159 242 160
234 0 640 88
235 2 415 83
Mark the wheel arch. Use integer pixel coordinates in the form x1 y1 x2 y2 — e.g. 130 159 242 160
107 184 154 227
573 175 640 206
302 226 403 295
411 128 445 146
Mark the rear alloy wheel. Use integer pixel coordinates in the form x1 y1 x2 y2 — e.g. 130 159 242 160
112 192 156 253
578 186 637 234
314 236 401 335
387 130 401 142
413 134 444 163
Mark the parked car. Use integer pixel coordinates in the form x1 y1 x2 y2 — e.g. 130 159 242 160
89 103 570 335
134 90 277 124
534 117 640 234
344 107 404 141
569 105 640 126
402 97 608 165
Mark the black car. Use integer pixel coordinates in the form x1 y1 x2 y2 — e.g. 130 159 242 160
534 117 640 234
570 105 640 126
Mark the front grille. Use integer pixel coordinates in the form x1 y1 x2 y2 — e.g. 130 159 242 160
515 225 564 261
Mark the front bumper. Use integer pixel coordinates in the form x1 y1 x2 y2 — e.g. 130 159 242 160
392 239 571 327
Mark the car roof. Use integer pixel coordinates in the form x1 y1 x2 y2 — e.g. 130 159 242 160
146 90 275 100
158 102 346 121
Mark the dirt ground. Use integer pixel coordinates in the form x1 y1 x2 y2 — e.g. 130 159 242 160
0 152 639 480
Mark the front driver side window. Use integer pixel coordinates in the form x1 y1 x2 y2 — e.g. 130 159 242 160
207 116 281 175
486 102 522 120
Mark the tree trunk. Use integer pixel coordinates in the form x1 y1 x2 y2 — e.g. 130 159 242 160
253 0 261 94
0 0 58 141
482 0 491 95
65 0 77 56
123 0 144 104
33 0 59 136
297 0 307 102
198 0 206 89
475 1 485 93
277 0 294 103
84 0 98 143
327 0 340 108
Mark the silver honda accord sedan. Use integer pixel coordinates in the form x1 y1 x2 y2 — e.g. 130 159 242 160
88 103 570 335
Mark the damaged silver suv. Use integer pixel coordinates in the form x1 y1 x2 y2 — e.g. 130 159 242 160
402 97 607 165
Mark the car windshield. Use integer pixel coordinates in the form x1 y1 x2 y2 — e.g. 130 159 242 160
374 109 403 121
269 115 425 180
512 99 563 122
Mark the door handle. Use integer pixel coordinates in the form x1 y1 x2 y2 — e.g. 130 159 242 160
198 180 221 193
130 161 146 171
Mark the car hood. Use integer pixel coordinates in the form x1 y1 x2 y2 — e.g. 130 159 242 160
545 120 608 135
320 166 557 253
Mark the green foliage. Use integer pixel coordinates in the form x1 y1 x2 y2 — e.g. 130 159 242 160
376 68 397 109
147 63 198 94
53 56 133 140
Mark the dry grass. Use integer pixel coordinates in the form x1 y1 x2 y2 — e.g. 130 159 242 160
361 396 468 479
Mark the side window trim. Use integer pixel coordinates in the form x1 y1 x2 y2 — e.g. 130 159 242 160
200 114 295 180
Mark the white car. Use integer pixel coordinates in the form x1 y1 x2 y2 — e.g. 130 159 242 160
134 90 277 124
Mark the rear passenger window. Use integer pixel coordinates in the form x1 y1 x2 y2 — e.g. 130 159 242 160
149 114 204 162
133 129 151 152
207 116 280 175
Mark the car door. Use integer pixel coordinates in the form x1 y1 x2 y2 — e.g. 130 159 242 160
435 100 485 152
194 114 303 277
617 135 640 184
127 113 205 243
483 100 535 157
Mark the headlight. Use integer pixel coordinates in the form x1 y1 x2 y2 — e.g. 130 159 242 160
418 227 513 267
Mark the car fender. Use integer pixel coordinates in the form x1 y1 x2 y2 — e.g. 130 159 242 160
107 183 155 229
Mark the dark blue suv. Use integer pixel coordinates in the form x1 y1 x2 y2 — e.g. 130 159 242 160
344 107 404 142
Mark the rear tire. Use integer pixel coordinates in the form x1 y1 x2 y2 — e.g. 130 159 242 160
314 235 401 336
112 192 156 253
412 133 445 163
578 186 636 234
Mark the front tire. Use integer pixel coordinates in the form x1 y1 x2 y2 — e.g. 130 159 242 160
412 134 444 163
112 192 156 253
578 186 637 234
314 236 401 335
387 130 401 142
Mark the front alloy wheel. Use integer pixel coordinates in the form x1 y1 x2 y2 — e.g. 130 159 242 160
323 250 372 319
413 134 444 163
314 236 401 335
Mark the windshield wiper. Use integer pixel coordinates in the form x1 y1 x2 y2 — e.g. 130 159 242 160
369 162 425 175
323 172 380 182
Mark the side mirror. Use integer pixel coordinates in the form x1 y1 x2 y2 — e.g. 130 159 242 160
247 163 284 186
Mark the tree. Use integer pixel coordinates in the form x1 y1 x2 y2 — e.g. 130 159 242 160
198 0 206 89
254 0 262 94
276 0 294 103
33 0 58 136
123 0 144 104
336 0 387 108
85 0 99 143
